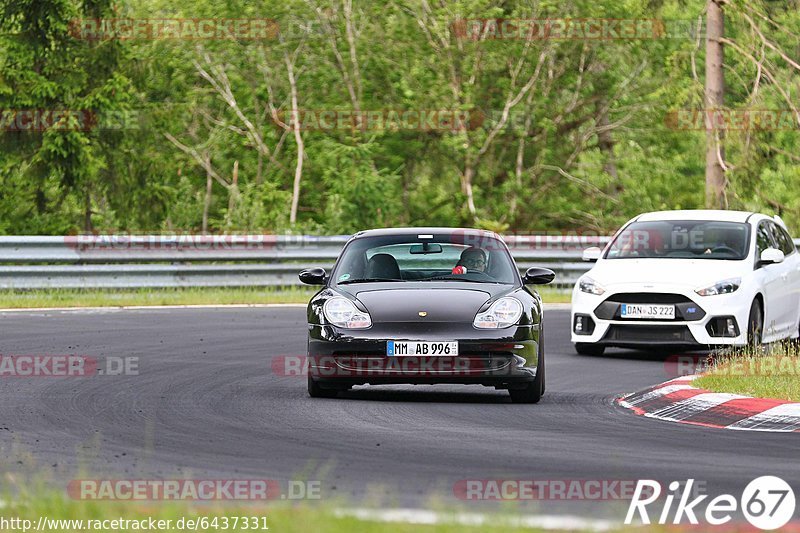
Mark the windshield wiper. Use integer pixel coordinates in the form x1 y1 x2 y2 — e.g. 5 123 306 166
338 278 406 284
423 276 505 283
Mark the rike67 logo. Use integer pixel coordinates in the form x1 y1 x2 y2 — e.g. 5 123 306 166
626 476 795 530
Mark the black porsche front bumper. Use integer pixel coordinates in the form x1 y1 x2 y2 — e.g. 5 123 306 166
307 322 540 389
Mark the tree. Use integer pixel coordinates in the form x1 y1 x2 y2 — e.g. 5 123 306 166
705 0 727 208
0 0 134 232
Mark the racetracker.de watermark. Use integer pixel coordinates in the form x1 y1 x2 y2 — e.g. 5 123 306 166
67 479 320 500
665 109 800 131
274 109 482 132
68 18 279 40
0 355 137 377
275 355 526 377
454 479 671 500
665 354 800 379
451 229 608 252
0 109 142 132
451 18 705 40
63 233 312 252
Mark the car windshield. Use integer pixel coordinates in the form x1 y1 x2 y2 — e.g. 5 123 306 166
605 220 751 260
331 233 519 284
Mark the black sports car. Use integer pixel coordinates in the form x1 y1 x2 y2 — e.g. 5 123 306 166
298 228 555 403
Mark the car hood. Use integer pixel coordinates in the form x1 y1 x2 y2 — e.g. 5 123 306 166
339 283 511 323
586 258 747 289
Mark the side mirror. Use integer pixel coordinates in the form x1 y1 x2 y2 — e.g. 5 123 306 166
523 267 556 285
299 267 327 285
582 247 602 262
759 248 785 266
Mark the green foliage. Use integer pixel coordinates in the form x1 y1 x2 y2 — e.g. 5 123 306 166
1 0 798 235
317 139 401 232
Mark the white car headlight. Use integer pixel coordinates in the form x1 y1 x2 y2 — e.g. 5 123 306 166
323 297 372 328
473 297 523 329
695 278 741 296
579 277 605 295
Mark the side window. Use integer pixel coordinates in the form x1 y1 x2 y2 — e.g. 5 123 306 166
783 227 797 255
756 222 775 255
773 224 796 256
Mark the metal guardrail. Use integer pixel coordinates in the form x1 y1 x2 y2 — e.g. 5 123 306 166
0 235 796 289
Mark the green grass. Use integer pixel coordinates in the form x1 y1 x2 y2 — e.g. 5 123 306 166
538 287 571 303
693 344 800 401
0 488 562 533
0 286 571 309
0 287 317 309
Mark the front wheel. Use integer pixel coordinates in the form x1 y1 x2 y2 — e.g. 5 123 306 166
575 342 605 356
746 300 763 349
787 309 800 349
510 333 545 404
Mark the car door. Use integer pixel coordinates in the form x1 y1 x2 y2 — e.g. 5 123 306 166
755 221 787 339
770 221 800 336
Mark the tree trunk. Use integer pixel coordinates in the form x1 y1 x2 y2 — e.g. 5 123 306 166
202 153 213 234
35 181 46 215
461 163 477 218
83 188 93 233
595 98 620 187
226 160 239 228
705 0 726 209
510 136 524 219
286 54 304 226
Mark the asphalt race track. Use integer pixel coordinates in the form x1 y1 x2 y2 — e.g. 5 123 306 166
1 305 798 521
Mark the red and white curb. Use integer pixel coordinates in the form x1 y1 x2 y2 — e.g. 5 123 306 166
616 375 800 432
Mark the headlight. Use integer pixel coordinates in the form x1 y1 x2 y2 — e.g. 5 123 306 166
473 297 523 329
323 297 372 328
695 278 741 296
579 277 605 295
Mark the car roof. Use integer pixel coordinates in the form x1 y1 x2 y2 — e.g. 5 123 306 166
634 210 756 223
352 227 501 239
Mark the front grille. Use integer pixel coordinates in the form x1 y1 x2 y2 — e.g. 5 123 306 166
332 355 512 373
603 325 697 344
606 293 694 304
594 293 706 321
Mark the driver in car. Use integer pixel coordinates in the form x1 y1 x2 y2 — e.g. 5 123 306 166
453 247 487 274
702 230 739 255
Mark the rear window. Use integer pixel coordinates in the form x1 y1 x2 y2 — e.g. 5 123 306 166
606 220 750 260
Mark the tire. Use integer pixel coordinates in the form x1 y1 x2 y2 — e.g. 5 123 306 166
307 374 339 398
575 342 605 356
509 332 545 404
540 341 546 396
746 300 764 350
788 311 800 350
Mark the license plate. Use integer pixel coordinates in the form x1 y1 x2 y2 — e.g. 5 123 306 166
387 341 459 356
620 304 675 319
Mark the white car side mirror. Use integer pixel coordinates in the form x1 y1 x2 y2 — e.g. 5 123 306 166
582 247 602 262
760 248 785 266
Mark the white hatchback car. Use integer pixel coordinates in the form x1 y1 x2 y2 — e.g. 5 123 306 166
571 210 800 355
